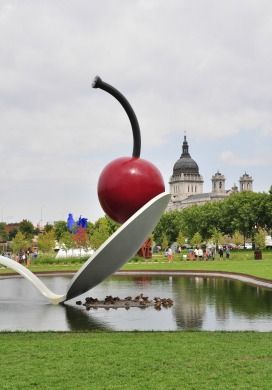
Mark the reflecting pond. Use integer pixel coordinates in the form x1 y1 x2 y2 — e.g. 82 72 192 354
1 274 272 331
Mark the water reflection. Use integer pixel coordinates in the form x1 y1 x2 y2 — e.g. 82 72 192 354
0 274 272 331
172 277 206 329
172 276 272 330
65 305 112 331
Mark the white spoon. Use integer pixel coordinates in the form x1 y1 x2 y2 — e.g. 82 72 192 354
0 192 170 304
0 255 65 304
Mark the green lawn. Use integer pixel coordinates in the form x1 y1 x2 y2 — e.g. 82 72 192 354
2 250 272 281
0 332 272 389
0 263 80 274
124 252 272 281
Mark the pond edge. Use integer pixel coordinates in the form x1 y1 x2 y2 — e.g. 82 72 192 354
1 269 272 290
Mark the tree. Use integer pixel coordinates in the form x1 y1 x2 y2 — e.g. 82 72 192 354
86 221 95 236
105 216 120 235
191 232 202 247
153 211 183 244
7 227 19 241
54 221 68 241
44 223 54 233
210 228 223 249
0 223 8 242
73 227 89 252
178 206 203 240
11 232 30 254
161 233 169 251
254 229 266 249
176 231 186 247
151 192 272 248
37 231 55 253
223 234 232 245
19 219 35 238
59 231 74 253
232 231 243 247
187 202 222 240
222 192 260 243
256 192 272 233
89 218 111 249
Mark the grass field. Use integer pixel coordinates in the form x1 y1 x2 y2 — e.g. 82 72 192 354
1 332 272 390
1 250 272 281
124 251 272 281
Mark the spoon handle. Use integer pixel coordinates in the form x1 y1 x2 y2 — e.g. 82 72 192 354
0 256 65 304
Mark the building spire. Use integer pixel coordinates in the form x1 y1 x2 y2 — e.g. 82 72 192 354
181 133 190 157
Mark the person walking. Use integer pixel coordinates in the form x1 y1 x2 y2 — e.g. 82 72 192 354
26 249 31 267
198 247 203 260
211 247 215 260
21 251 26 264
194 247 198 258
167 247 173 262
226 247 230 259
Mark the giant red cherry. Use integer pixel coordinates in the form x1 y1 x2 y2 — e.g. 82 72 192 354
92 76 165 224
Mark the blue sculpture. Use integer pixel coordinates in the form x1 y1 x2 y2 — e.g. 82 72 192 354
77 216 88 229
67 213 88 232
67 213 75 232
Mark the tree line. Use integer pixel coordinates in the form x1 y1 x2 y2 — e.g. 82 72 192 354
0 217 119 255
153 191 272 248
1 191 272 255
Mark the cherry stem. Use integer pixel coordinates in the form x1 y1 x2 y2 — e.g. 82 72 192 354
92 76 141 158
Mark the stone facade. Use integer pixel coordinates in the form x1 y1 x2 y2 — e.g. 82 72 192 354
167 136 253 211
239 173 253 192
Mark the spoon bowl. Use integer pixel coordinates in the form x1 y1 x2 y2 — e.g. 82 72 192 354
0 192 170 304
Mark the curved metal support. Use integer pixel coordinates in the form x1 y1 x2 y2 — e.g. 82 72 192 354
0 256 65 304
92 76 141 158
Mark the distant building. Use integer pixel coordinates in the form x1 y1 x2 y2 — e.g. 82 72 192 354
167 136 253 211
239 172 253 192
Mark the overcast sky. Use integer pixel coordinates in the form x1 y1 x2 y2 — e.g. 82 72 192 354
1 0 272 225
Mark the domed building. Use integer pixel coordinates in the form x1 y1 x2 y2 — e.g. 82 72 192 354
167 136 253 211
168 136 203 204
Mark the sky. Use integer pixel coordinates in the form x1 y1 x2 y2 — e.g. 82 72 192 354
0 0 272 225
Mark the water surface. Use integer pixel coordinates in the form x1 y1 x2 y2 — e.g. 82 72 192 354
0 274 272 331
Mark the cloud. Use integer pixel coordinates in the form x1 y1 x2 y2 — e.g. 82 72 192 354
220 151 272 167
0 0 272 222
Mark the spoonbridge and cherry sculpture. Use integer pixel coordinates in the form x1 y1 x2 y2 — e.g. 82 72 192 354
0 76 170 304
